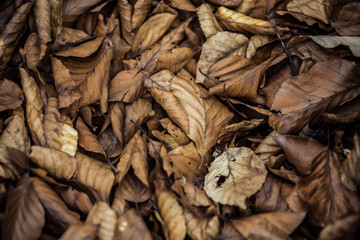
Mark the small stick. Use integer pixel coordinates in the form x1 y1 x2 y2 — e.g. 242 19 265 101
270 18 297 76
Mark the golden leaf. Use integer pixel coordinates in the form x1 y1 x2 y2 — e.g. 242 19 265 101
29 146 77 180
160 118 190 146
156 47 196 72
132 13 177 53
204 147 267 209
86 202 117 240
196 3 223 38
196 31 249 84
44 97 78 156
19 67 46 146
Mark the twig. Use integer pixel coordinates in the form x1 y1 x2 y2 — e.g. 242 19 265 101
270 18 297 76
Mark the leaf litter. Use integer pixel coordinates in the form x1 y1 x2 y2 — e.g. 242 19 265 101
0 0 360 239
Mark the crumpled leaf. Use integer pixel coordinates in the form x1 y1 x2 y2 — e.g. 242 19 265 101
196 31 249 84
151 70 233 160
318 214 360 240
44 97 78 156
132 13 177 53
114 208 152 240
254 130 281 161
310 35 360 57
20 67 46 146
184 208 220 240
0 144 26 180
32 177 81 228
343 134 360 190
34 0 51 59
62 0 102 26
208 0 243 7
2 174 45 240
132 0 152 30
118 171 151 203
332 1 360 36
196 3 223 38
29 146 77 180
231 211 306 239
157 190 186 240
86 202 117 240
75 152 115 202
58 186 93 215
269 59 360 134
0 79 23 112
156 47 196 72
59 223 97 240
215 6 288 34
204 147 267 209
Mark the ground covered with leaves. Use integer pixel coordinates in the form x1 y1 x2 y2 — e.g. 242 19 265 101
0 0 360 239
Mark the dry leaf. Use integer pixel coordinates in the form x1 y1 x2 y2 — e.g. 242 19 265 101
118 172 151 203
58 186 93 214
204 147 267 209
86 202 117 240
0 79 23 112
269 59 360 134
310 36 360 57
44 97 78 156
29 146 77 180
114 208 152 240
132 0 152 30
343 134 360 190
60 223 97 240
75 152 115 202
184 208 220 240
55 36 105 58
76 117 106 156
196 31 249 84
196 4 223 38
332 1 360 36
2 174 45 240
318 214 360 240
132 13 177 53
215 6 288 34
20 67 46 146
34 0 51 59
157 190 187 240
255 130 281 161
62 0 102 26
156 47 196 72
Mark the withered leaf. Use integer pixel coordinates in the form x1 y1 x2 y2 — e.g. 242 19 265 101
0 79 23 112
62 0 102 26
86 202 117 240
344 134 360 190
204 147 267 209
2 174 45 240
196 3 223 38
332 1 360 36
156 47 196 73
132 0 152 30
310 35 360 57
34 0 51 59
118 172 151 203
184 208 220 240
60 223 97 240
318 214 360 240
58 186 93 215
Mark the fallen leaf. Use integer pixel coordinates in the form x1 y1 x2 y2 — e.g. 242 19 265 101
204 147 267 209
318 214 360 240
34 0 51 59
332 1 360 36
310 35 360 57
156 47 196 72
184 208 220 240
0 79 23 112
57 186 94 215
76 117 106 156
86 202 117 240
196 3 223 38
62 0 102 26
255 130 281 161
132 0 152 30
59 223 97 240
343 134 360 190
118 171 151 203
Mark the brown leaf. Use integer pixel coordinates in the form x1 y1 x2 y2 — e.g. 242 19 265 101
110 102 125 146
75 152 115 202
76 117 106 156
0 107 31 154
2 174 45 240
62 0 102 26
0 79 23 111
29 146 77 180
318 214 360 240
0 144 26 180
34 0 51 59
132 13 177 53
55 36 105 58
343 134 360 190
204 147 267 209
215 6 288 34
118 171 151 203
160 118 190 146
231 211 306 239
181 177 212 207
59 223 97 240
269 59 360 134
44 97 78 156
310 36 360 57
156 47 196 72
32 177 81 228
86 202 117 240
254 130 282 161
332 1 360 36
157 190 187 240
196 3 223 38
111 187 129 216
20 67 46 146
57 186 93 215
114 208 152 240
322 96 360 124
49 0 63 38
51 57 81 108
184 208 220 240
132 0 152 30
117 0 134 45
196 31 249 84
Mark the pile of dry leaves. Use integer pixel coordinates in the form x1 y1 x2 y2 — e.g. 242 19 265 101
0 0 360 239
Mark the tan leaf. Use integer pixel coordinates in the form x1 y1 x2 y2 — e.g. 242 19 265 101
110 102 125 145
332 1 360 36
231 211 306 239
32 177 81 228
75 153 115 202
55 36 105 58
196 3 223 38
152 130 180 150
86 202 117 240
168 0 196 11
22 32 42 69
132 13 177 53
160 118 190 146
132 0 153 30
118 172 151 203
20 67 46 146
0 144 26 180
114 208 152 240
44 97 78 156
49 0 63 38
310 36 360 57
156 47 196 72
34 0 51 59
2 174 45 240
0 2 33 71
204 147 267 209
117 0 134 45
184 208 220 240
255 130 282 161
76 117 106 156
111 187 129 216
215 6 288 34
0 107 31 154
208 0 243 7
29 146 77 180
62 0 102 26
56 27 90 45
286 0 341 24
318 214 360 240
182 178 212 207
246 35 275 58
196 31 249 84
157 190 187 240
60 223 97 240
58 186 94 215
51 57 81 109
269 59 360 134
344 134 360 189
0 79 23 111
